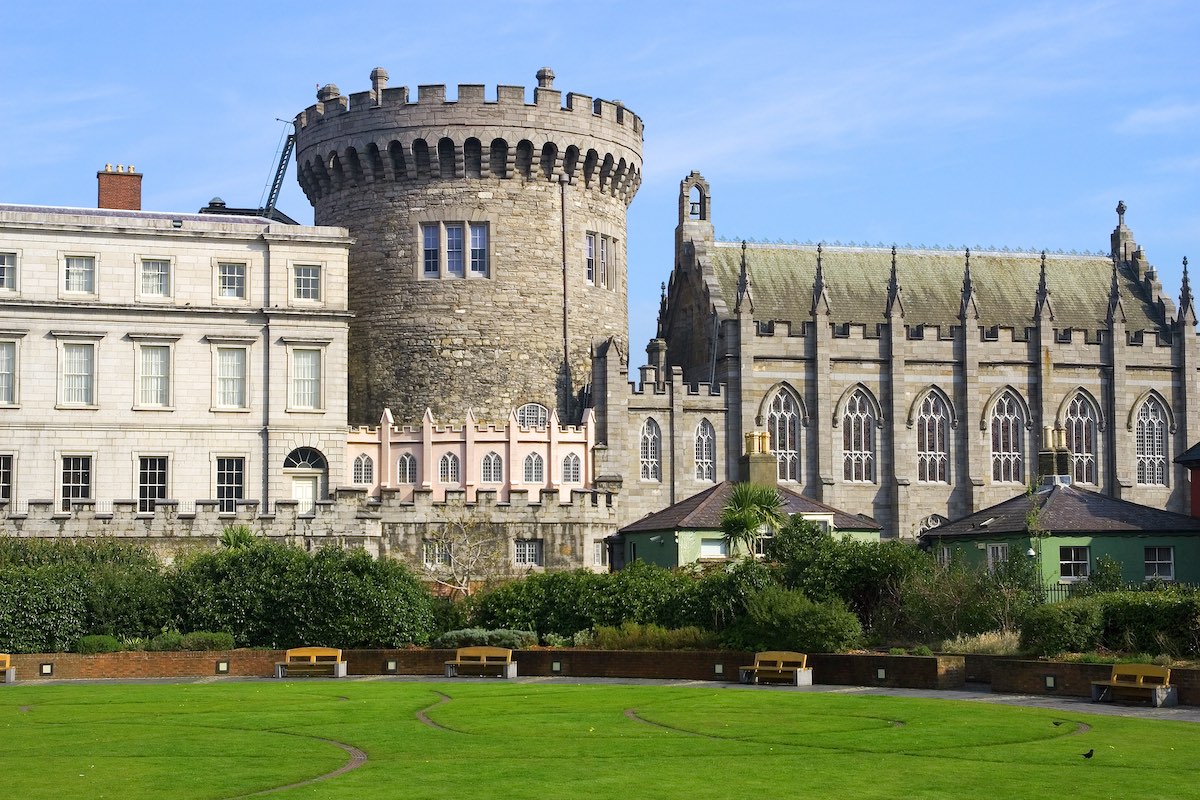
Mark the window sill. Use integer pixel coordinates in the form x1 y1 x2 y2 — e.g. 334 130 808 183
55 404 99 411
210 406 251 413
133 405 175 412
285 407 327 414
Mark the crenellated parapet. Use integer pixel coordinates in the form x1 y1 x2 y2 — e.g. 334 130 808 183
294 67 643 207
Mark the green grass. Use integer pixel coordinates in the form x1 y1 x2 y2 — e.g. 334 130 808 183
2 681 1197 798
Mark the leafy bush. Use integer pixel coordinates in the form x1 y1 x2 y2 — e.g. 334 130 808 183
180 631 235 651
896 552 1041 640
430 596 470 635
148 630 185 651
1096 590 1200 657
219 525 258 550
0 565 87 653
722 587 862 652
591 622 719 650
1074 555 1123 596
1019 597 1103 656
543 632 571 648
77 634 123 654
430 628 537 649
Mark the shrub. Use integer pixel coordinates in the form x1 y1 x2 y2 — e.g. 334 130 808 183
722 587 862 653
77 634 123 654
219 525 257 550
431 628 537 649
939 630 1022 655
911 644 933 657
148 630 185 651
543 632 571 648
895 553 1041 641
0 565 87 653
180 631 235 651
1019 598 1103 656
1096 590 1200 657
591 622 719 650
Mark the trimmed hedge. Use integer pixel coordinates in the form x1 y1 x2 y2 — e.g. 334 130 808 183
431 628 538 649
1019 597 1103 656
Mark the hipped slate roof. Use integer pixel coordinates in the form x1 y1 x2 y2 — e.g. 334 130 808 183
708 243 1162 332
922 483 1200 539
618 481 880 534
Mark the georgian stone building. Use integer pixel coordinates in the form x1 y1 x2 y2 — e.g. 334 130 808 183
597 172 1198 538
0 167 352 520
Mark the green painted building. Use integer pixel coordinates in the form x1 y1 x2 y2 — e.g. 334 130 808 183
920 478 1200 586
616 481 881 568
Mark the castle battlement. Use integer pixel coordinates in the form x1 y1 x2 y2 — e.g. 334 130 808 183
295 67 643 207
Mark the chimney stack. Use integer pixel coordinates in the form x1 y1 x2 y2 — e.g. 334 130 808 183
97 164 142 211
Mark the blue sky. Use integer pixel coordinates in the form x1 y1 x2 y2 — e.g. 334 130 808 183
3 1 1198 354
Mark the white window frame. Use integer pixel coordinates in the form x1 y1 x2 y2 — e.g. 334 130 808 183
481 452 503 484
284 340 329 413
0 250 20 294
516 403 549 428
1145 545 1174 581
469 223 489 276
986 543 1009 574
214 455 246 514
130 334 179 411
585 233 596 284
291 264 323 304
423 540 452 568
0 332 25 407
438 452 461 484
1059 545 1090 582
515 538 544 567
420 220 492 280
61 253 98 297
640 418 662 482
137 454 169 514
207 337 253 412
562 452 581 484
214 260 249 303
397 453 417 484
352 454 374 485
523 452 545 484
592 538 608 567
54 333 103 409
0 452 13 503
58 453 94 512
137 256 173 301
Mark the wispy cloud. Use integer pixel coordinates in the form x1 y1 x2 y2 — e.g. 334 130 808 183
1116 103 1200 135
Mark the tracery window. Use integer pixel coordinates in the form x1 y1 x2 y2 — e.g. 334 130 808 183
640 418 661 481
1065 394 1098 484
397 453 417 484
842 389 876 483
1136 396 1168 486
516 403 549 428
438 453 460 484
562 453 581 483
990 391 1025 483
767 389 801 481
352 454 374 485
916 393 950 483
523 453 544 484
695 418 715 481
481 452 503 484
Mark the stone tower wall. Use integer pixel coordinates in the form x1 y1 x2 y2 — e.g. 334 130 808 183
294 69 643 425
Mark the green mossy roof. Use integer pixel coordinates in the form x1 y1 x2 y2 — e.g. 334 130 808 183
709 244 1163 331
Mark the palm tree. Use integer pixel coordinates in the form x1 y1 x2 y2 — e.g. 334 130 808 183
720 482 786 558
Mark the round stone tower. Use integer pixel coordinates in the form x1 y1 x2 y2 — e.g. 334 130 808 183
294 67 643 425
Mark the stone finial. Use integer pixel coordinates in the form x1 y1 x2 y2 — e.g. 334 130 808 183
536 67 555 88
1116 200 1127 226
317 84 341 102
370 67 389 87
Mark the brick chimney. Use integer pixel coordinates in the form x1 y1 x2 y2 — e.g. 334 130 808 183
97 164 142 210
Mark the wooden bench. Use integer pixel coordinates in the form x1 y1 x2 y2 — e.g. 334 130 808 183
0 653 13 684
444 646 517 679
739 651 813 686
274 646 347 678
1091 663 1177 707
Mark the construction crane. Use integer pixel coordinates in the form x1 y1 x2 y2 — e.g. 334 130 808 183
260 123 296 219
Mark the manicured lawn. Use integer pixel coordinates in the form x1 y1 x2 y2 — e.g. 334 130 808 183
2 680 1197 798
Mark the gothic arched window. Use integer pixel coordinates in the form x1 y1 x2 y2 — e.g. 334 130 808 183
397 453 417 484
695 418 715 481
1136 396 1168 486
640 418 662 481
1065 394 1098 484
481 452 503 484
438 453 460 484
843 389 876 483
990 391 1025 483
524 452 545 483
352 454 374 485
767 389 801 481
917 393 950 483
562 452 581 484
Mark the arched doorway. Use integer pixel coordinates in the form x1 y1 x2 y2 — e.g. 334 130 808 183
283 447 327 515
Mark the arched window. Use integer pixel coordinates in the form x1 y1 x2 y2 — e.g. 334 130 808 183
523 453 545 483
352 454 374 485
990 391 1025 483
842 389 876 483
438 453 460 484
284 447 327 470
916 393 949 483
562 452 581 483
695 418 716 481
1136 396 1168 486
516 402 549 428
640 418 662 481
481 452 503 483
767 389 801 481
397 453 416 484
1065 394 1098 484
